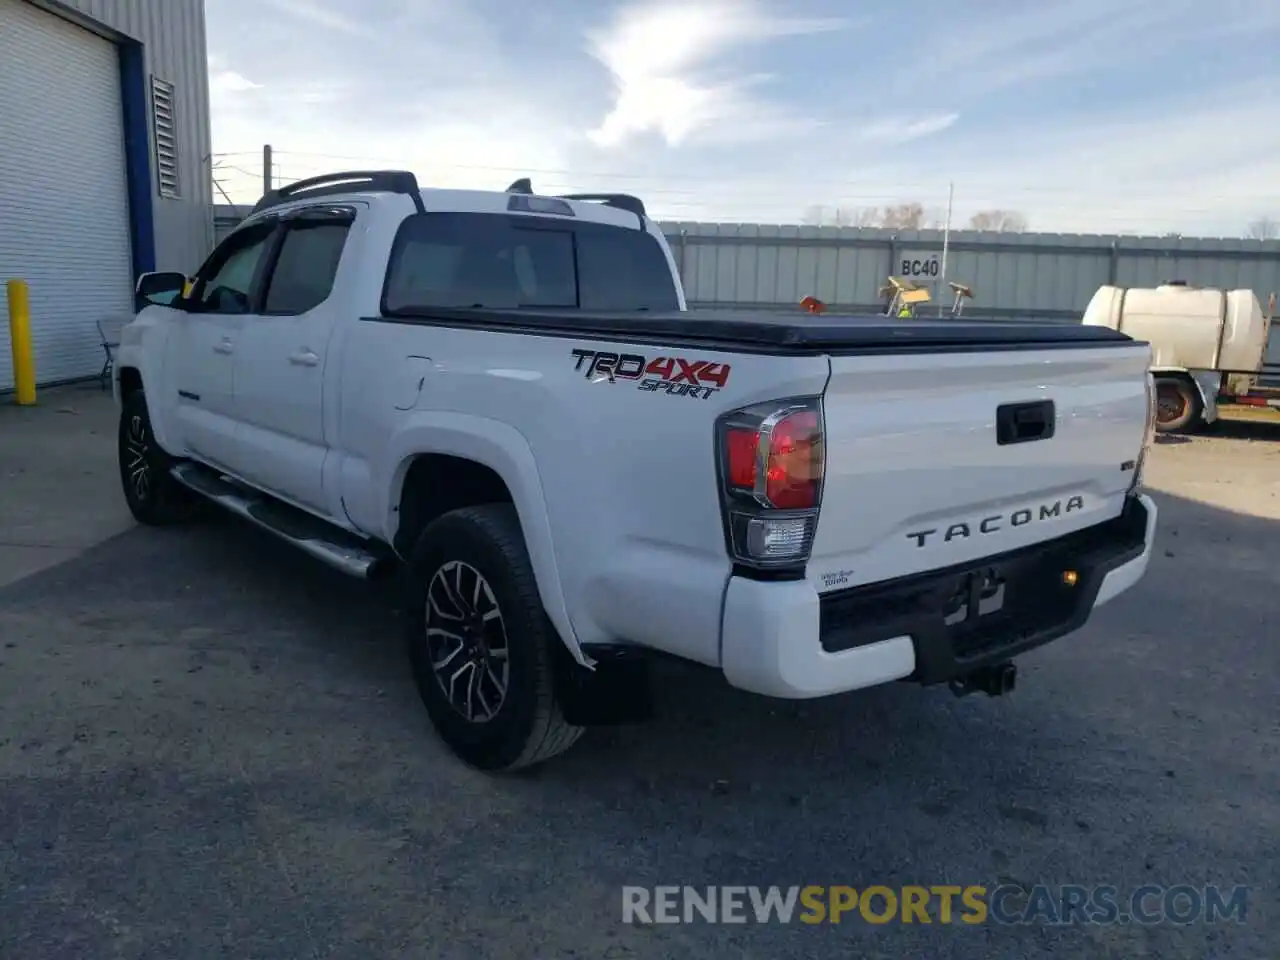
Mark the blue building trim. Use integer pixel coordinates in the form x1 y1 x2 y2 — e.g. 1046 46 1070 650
117 39 156 279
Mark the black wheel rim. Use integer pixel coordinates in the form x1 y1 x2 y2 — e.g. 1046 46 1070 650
423 560 510 724
125 413 152 502
1155 383 1186 424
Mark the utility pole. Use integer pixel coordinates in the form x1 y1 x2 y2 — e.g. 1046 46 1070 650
938 181 954 317
262 144 273 194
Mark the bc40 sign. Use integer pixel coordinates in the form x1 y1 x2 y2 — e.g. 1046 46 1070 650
899 254 942 279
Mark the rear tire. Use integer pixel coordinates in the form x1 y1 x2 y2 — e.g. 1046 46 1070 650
118 391 199 525
1153 376 1202 434
403 504 584 771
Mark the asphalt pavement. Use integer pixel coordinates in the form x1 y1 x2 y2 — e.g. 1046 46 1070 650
1 391 1276 959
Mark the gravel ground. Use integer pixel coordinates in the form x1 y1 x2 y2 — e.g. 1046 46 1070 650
1 409 1277 959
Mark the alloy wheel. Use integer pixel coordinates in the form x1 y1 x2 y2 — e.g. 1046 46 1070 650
125 414 152 502
423 560 511 723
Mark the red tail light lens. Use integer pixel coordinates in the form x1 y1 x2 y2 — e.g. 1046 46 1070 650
723 409 823 509
766 410 821 509
725 427 760 489
717 398 825 571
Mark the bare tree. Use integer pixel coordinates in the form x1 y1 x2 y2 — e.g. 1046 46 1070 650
827 207 857 227
968 209 1029 232
801 201 946 230
845 207 884 227
800 204 826 226
880 202 926 230
802 205 884 227
1245 216 1279 240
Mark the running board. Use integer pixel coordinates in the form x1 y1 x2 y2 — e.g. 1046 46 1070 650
170 462 385 579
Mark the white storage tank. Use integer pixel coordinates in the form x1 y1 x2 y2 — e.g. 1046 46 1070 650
1082 282 1270 373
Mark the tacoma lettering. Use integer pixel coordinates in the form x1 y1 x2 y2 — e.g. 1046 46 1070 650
905 496 1085 548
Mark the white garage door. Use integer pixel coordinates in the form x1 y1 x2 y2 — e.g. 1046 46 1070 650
0 0 134 390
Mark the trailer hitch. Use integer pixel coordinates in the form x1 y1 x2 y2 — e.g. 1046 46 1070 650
950 662 1017 698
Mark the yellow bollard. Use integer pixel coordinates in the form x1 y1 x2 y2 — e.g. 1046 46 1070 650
6 279 36 405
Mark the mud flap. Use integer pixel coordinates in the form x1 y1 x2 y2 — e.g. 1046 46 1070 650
1190 369 1220 424
550 641 653 726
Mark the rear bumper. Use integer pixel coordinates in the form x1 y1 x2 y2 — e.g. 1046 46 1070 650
720 493 1157 699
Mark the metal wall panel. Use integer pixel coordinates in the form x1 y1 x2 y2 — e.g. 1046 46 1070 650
52 0 214 273
214 205 1280 324
661 222 1280 322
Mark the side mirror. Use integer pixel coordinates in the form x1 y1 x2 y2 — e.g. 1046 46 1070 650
135 271 189 312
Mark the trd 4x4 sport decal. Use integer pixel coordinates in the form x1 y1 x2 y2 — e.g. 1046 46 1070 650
570 349 732 400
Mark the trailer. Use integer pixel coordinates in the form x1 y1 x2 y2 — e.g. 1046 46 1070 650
1082 282 1279 433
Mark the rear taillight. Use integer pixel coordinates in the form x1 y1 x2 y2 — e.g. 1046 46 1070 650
716 398 825 569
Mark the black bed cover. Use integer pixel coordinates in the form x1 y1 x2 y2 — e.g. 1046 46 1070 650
374 305 1139 356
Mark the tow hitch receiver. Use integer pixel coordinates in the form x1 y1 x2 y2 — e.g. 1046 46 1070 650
950 662 1017 698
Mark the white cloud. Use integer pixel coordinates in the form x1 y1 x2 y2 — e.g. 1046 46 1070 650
206 53 260 100
584 0 847 148
209 70 261 96
204 0 1280 237
860 113 960 145
263 0 373 38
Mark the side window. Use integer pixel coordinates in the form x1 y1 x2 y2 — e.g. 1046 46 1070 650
188 225 275 315
262 219 353 315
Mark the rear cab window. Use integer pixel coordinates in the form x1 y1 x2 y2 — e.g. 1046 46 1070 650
381 213 680 313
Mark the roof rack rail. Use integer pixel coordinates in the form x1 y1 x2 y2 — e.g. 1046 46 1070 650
558 193 646 219
251 170 426 215
502 178 646 220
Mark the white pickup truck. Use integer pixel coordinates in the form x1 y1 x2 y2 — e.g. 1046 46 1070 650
114 171 1159 771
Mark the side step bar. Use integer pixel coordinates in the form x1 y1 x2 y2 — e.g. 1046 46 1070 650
170 463 386 579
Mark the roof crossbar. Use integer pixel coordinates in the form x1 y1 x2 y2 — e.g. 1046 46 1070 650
504 178 646 220
252 170 426 215
558 193 647 219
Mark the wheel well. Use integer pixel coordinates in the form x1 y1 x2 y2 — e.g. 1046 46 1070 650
1152 370 1194 385
1153 370 1201 403
393 454 514 557
1152 370 1205 432
119 367 143 397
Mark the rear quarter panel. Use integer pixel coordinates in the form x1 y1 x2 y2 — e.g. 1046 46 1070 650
336 317 830 666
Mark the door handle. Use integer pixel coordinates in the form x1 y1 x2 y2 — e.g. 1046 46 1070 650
213 338 234 355
289 350 320 367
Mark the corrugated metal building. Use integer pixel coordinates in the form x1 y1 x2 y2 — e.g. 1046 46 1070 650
213 205 1280 326
663 223 1280 321
0 0 211 390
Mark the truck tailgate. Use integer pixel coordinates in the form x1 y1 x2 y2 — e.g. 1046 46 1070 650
809 343 1151 592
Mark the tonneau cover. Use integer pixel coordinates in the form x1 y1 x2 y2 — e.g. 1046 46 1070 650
376 305 1137 355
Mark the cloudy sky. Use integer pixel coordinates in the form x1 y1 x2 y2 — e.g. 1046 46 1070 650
207 0 1280 237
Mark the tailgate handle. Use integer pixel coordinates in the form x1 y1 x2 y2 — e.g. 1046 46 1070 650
996 400 1056 445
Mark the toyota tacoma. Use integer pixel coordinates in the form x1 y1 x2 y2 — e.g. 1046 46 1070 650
113 170 1159 771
